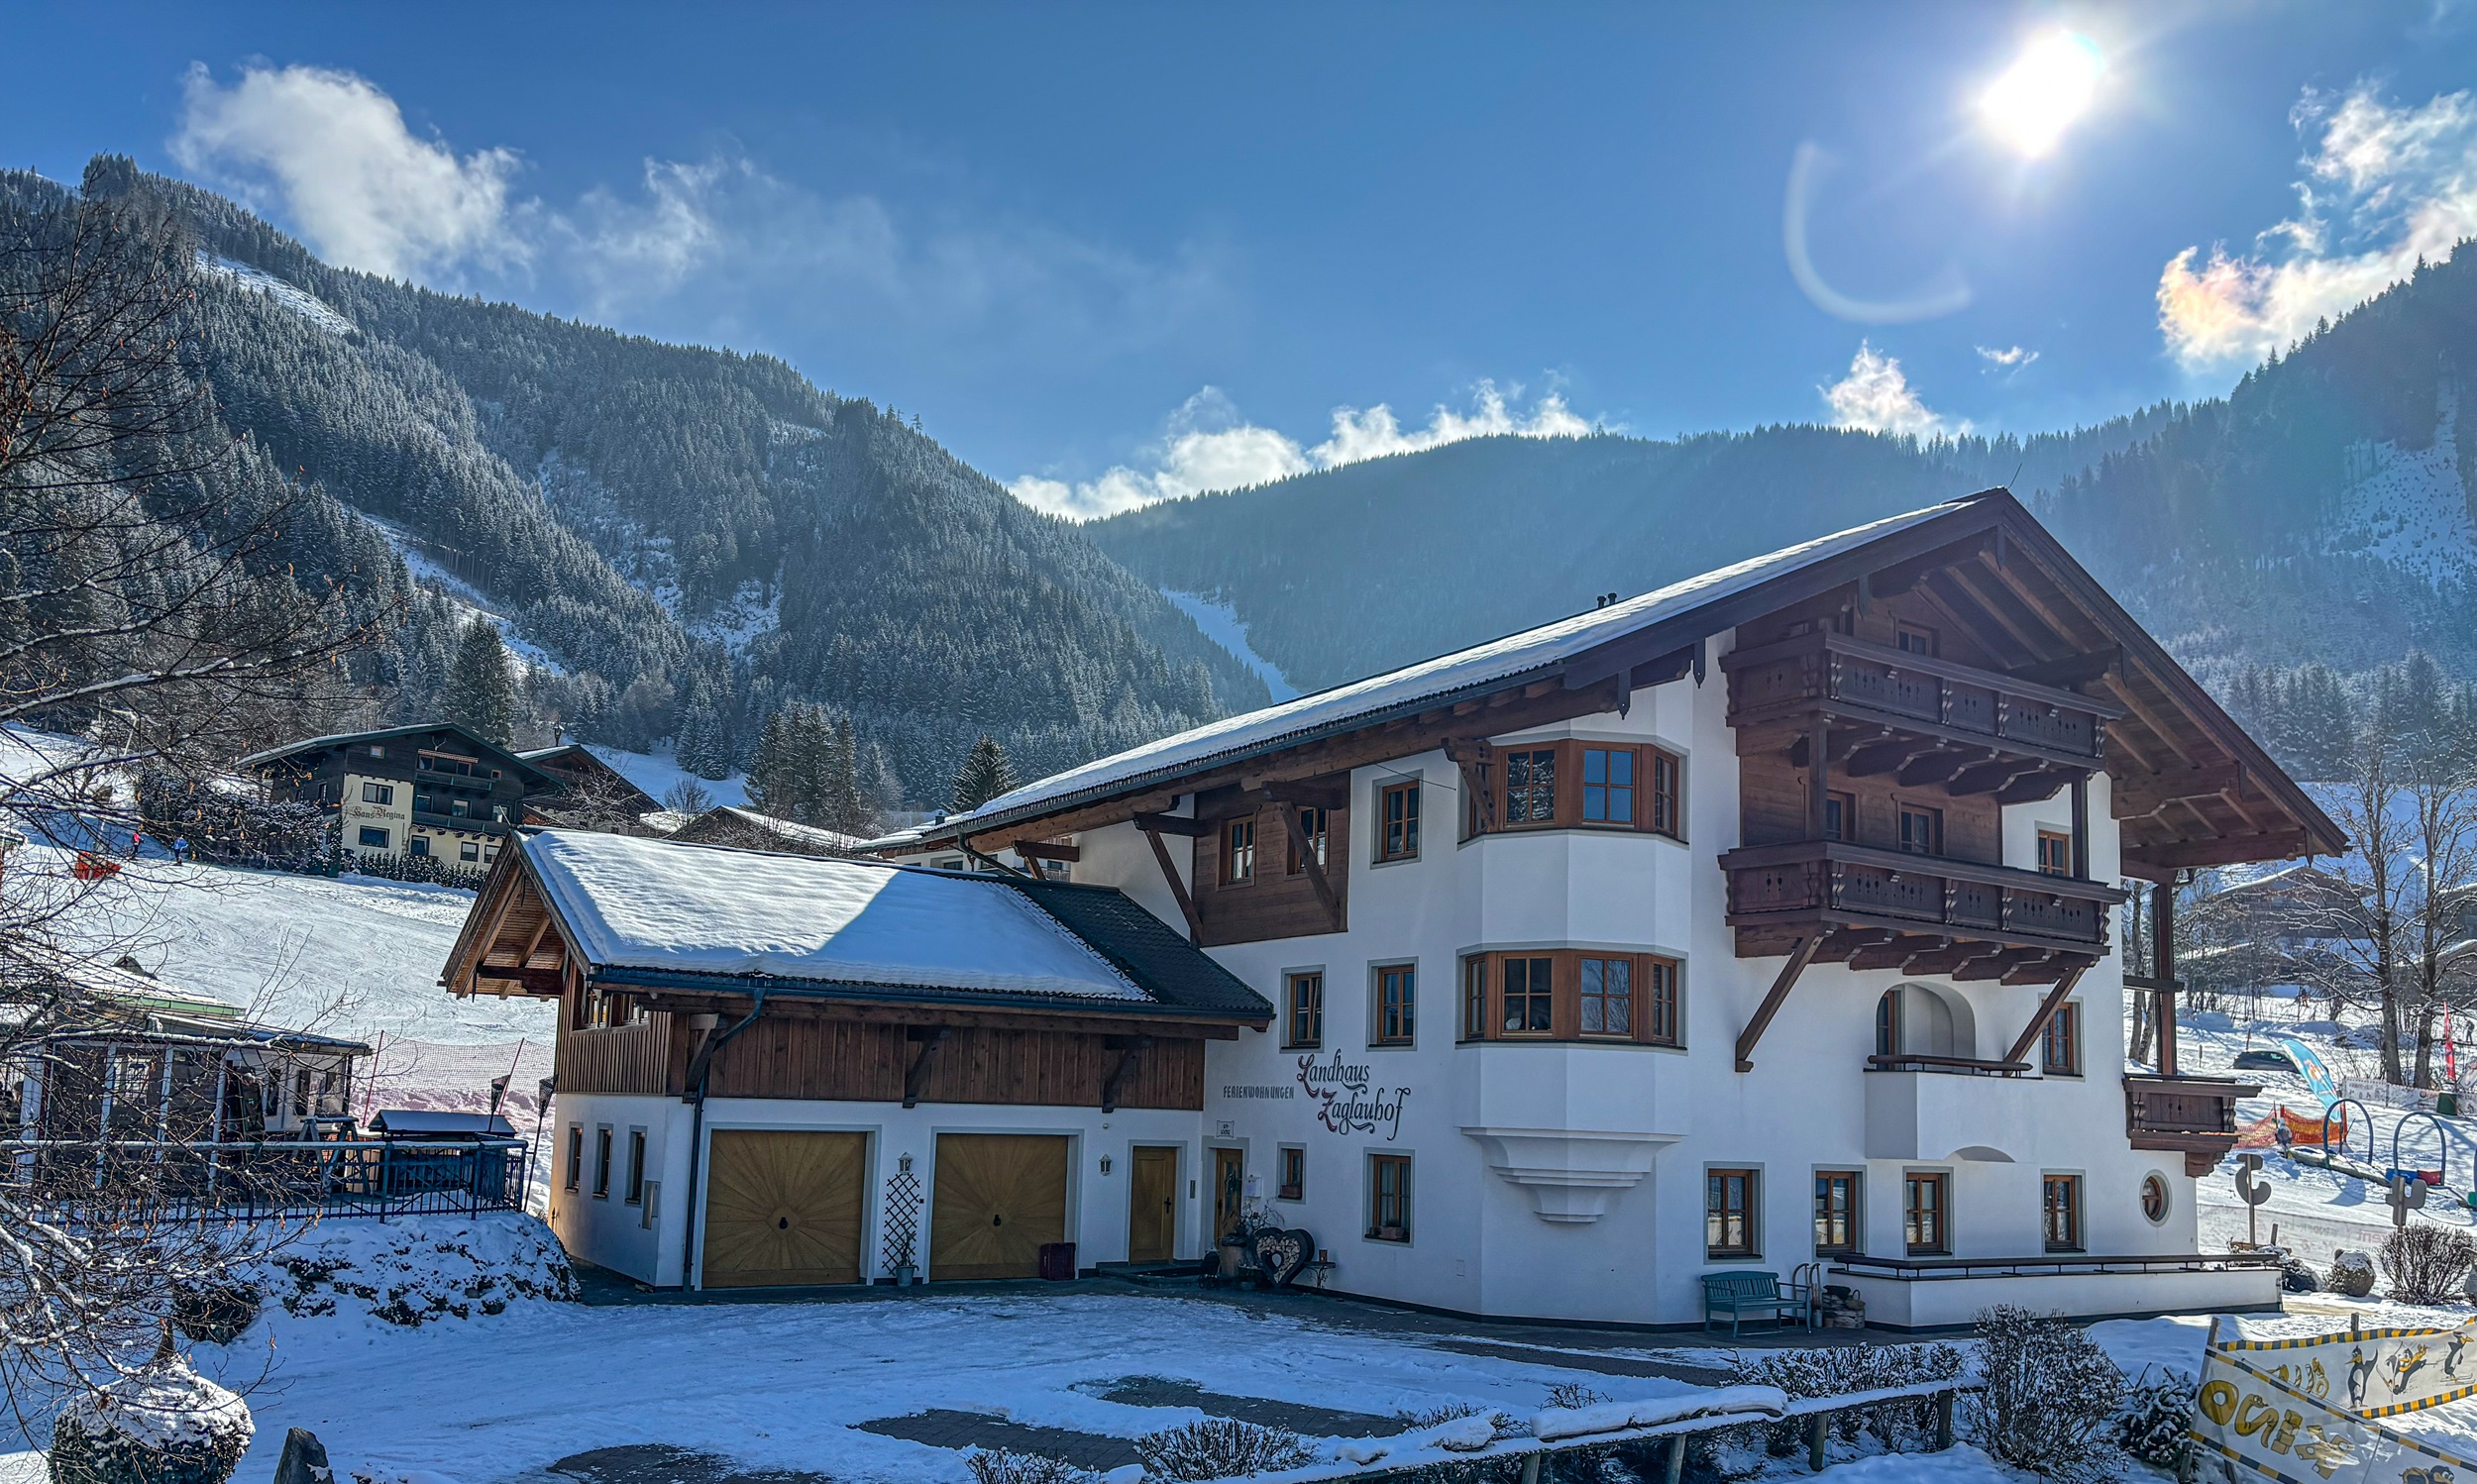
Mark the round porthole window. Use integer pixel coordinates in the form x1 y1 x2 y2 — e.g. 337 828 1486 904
2141 1173 2171 1224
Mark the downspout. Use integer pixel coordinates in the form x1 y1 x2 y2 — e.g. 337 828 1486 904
677 987 769 1290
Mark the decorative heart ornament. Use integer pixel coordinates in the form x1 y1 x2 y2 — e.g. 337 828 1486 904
1251 1226 1312 1286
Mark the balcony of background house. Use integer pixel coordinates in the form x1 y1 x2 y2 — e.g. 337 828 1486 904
1863 981 2035 1161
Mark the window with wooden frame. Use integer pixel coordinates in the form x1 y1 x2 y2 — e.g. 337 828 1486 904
1903 1171 1948 1254
1706 1168 1757 1257
2043 1174 2083 1251
1897 804 1943 856
1224 817 1256 884
592 1126 612 1199
1581 748 1635 825
1501 955 1554 1036
1284 971 1325 1049
1287 806 1329 874
1650 748 1682 838
1822 790 1856 843
1379 781 1421 861
2041 1003 2081 1077
1459 950 1679 1044
1277 1145 1305 1202
1875 991 1901 1058
1896 622 1939 657
361 781 393 804
1504 748 1558 824
1813 1171 1860 1255
1374 964 1416 1046
2036 828 2073 877
1368 1154 1412 1241
1578 956 1633 1038
564 1125 582 1191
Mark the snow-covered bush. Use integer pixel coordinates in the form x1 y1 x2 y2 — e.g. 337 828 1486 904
2328 1250 2378 1298
1544 1382 1609 1410
2282 1258 2321 1294
2112 1367 2198 1472
48 1344 254 1484
1136 1420 1317 1481
964 1450 1095 1484
2380 1224 2477 1305
252 1214 574 1328
1723 1339 1966 1458
171 1280 263 1346
1969 1306 2125 1482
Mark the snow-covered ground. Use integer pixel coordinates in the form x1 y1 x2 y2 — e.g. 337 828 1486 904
2175 1010 2477 1265
585 742 750 809
193 252 357 337
1164 589 1302 702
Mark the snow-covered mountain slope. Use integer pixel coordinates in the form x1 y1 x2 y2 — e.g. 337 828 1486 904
192 251 356 336
2329 383 2477 590
1162 588 1300 701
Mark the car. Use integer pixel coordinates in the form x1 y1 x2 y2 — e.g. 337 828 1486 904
2234 1048 2301 1074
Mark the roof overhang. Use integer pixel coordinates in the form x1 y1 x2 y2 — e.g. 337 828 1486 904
888 491 2344 875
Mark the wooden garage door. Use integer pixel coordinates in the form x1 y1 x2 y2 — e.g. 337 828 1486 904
701 1130 867 1288
930 1133 1069 1281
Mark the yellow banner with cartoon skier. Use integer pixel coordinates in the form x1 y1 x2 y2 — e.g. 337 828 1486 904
2192 1338 2476 1484
2216 1320 2477 1418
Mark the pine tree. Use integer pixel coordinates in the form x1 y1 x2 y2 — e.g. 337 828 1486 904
444 617 518 745
949 735 1018 813
746 707 799 820
821 715 872 834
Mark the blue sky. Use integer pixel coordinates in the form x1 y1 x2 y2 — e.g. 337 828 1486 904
7 3 2477 516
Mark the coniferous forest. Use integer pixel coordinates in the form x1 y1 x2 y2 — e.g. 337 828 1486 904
22 153 2477 796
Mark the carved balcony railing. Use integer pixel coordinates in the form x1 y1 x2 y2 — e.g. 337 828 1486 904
1722 630 2122 769
2124 1073 2260 1177
1721 839 2126 968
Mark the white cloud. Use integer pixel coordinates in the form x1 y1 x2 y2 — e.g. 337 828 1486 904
1976 344 2038 370
1822 342 1961 438
2158 84 2477 371
171 63 527 280
168 64 1222 354
1010 381 1595 521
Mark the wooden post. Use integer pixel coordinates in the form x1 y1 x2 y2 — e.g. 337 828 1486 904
2154 880 2179 1076
1519 1454 1543 1484
1807 714 1831 840
1667 1434 1688 1484
2003 965 2089 1067
1808 1411 1828 1471
1139 825 1203 943
1935 1390 1955 1450
2070 773 2090 879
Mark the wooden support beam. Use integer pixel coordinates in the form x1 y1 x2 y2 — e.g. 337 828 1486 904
1806 713 1830 841
1898 940 1970 975
1992 770 2075 806
2100 671 2202 768
1736 935 1822 1073
1946 755 2041 796
1275 799 1345 931
1131 811 1212 838
1902 749 1989 789
1844 737 1942 780
1849 935 1941 972
1942 564 2066 661
1446 738 1496 839
2071 775 2090 880
1138 824 1204 941
1013 839 1081 864
2109 763 2244 818
903 1026 949 1109
1915 576 2035 669
1955 947 2045 982
1976 549 2102 649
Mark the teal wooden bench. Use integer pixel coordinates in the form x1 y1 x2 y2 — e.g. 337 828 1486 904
1701 1270 1810 1335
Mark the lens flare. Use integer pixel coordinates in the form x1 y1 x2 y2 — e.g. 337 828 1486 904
1979 31 2105 159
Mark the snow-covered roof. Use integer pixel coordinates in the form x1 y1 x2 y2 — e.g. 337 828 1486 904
241 722 554 786
871 498 1970 848
519 829 1152 1003
370 1110 518 1138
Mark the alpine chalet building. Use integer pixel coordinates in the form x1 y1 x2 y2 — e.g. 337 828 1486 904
445 491 2338 1326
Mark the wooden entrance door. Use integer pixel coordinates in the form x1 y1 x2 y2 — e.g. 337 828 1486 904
1128 1145 1179 1263
700 1129 867 1288
929 1133 1070 1280
1211 1146 1245 1247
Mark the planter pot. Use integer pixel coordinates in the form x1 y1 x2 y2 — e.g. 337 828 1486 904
893 1264 916 1288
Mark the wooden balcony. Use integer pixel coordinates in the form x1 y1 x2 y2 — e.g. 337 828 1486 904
1721 838 2125 981
1723 630 2123 799
2124 1073 2260 1176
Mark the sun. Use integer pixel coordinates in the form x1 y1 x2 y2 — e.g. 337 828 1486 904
1979 31 2105 159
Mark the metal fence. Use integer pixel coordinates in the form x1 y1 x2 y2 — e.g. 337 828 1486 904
7 1138 532 1219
